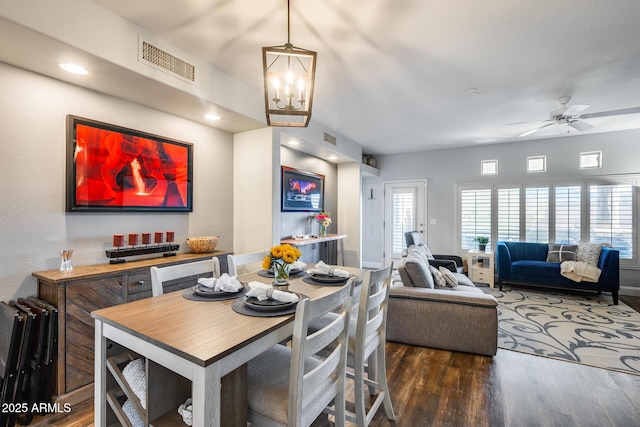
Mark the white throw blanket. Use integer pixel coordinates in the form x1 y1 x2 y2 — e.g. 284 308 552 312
560 260 601 283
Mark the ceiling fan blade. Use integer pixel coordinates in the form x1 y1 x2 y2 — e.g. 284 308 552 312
505 119 547 126
579 106 640 119
564 104 590 117
519 122 555 137
568 120 594 132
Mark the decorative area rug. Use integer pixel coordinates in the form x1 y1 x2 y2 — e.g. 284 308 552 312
482 287 640 375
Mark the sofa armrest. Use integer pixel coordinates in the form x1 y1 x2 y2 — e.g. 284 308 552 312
598 247 620 290
496 242 512 281
386 287 498 356
428 258 457 272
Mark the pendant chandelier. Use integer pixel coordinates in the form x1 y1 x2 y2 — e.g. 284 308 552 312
262 0 317 127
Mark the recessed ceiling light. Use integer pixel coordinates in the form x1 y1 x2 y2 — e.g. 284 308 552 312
205 113 221 121
469 88 482 95
328 155 338 160
59 63 89 75
288 139 300 146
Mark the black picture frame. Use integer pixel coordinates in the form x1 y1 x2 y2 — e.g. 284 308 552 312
281 166 325 212
66 115 193 212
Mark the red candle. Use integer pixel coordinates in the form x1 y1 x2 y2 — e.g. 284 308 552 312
128 233 138 246
141 232 151 245
113 234 124 247
154 232 163 244
166 231 175 243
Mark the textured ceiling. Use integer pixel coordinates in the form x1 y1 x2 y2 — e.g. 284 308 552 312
87 0 640 153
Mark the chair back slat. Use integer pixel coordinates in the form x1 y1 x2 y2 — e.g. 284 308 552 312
305 313 348 358
289 278 355 427
227 252 265 276
150 257 220 296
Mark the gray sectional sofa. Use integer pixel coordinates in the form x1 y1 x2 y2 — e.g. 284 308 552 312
386 245 498 356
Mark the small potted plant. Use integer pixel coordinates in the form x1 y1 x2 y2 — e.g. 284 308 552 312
474 236 489 252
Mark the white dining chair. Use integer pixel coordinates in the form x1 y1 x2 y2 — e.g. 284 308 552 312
246 278 355 427
227 251 266 276
309 262 396 426
149 257 220 297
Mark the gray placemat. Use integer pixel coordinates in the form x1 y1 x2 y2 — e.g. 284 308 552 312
231 293 309 317
182 286 247 302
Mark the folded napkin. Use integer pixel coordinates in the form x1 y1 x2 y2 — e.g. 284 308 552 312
246 281 299 303
307 261 350 277
197 273 243 292
291 260 307 270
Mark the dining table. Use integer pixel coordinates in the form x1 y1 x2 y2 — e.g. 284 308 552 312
92 263 364 427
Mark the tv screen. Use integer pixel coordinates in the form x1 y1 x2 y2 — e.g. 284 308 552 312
281 166 324 212
66 115 193 212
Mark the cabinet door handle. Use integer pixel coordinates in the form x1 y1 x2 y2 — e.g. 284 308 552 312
137 280 145 286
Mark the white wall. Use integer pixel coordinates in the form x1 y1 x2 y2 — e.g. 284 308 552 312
233 127 279 253
0 62 234 302
362 129 640 292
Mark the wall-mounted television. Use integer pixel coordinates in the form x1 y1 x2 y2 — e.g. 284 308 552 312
281 166 324 212
66 115 193 212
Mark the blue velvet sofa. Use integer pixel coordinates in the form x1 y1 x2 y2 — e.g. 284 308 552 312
496 241 620 304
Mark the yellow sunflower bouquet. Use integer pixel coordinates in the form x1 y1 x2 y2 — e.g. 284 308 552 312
263 244 302 283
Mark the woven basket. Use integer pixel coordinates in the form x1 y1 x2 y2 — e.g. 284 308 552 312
186 236 219 253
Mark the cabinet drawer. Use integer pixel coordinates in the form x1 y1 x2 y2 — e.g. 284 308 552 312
127 272 152 295
473 270 489 281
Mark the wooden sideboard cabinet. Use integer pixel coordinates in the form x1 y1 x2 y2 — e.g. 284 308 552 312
32 251 229 406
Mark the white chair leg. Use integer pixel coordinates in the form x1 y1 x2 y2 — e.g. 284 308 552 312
354 352 368 427
367 352 378 396
376 341 395 420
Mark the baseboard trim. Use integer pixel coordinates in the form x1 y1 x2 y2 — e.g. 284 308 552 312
620 285 640 297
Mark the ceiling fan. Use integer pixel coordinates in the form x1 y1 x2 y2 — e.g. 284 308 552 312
513 96 640 137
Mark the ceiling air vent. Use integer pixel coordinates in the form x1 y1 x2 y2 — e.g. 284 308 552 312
323 132 337 145
140 40 195 82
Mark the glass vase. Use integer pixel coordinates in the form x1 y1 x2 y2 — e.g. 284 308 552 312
320 224 327 237
59 249 74 272
273 260 290 290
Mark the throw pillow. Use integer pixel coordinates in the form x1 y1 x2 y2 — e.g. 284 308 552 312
576 242 604 266
403 253 434 288
546 244 578 263
439 266 458 287
429 265 447 287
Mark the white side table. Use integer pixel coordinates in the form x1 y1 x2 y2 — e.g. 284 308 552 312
467 251 495 288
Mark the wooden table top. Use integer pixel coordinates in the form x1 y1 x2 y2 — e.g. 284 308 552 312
92 265 364 367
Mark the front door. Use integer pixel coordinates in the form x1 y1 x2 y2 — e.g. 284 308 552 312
383 180 427 264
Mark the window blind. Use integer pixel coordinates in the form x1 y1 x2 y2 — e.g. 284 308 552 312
590 184 633 259
391 190 415 254
498 188 520 242
555 185 581 244
525 187 549 243
461 189 491 250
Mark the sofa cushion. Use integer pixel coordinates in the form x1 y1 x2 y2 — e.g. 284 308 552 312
439 266 458 287
576 242 604 266
403 254 434 288
546 244 578 262
429 265 447 286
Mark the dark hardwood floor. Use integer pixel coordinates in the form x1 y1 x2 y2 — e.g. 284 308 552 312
26 295 640 427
